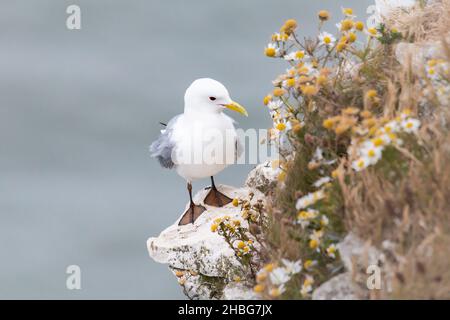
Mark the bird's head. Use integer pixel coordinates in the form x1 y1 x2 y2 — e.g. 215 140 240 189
184 78 248 117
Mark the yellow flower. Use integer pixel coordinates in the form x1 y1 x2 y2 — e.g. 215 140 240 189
269 287 282 298
276 122 287 131
336 41 347 52
253 284 265 293
296 51 305 59
356 159 366 169
363 118 377 128
304 260 313 269
233 276 241 282
285 78 296 87
316 74 328 86
427 59 438 67
342 8 353 16
237 241 245 249
272 33 289 41
298 75 311 83
263 95 272 105
402 108 412 116
300 85 319 96
232 198 239 207
326 244 337 257
210 223 218 232
264 263 275 272
273 88 286 97
291 119 303 133
360 110 372 118
297 210 309 219
368 27 377 35
174 270 184 277
340 19 354 31
309 239 319 249
265 47 276 57
366 89 377 99
233 220 241 227
355 21 364 31
277 170 287 182
280 19 298 35
331 169 340 179
371 138 383 148
343 107 359 115
318 10 330 21
347 32 357 43
323 118 335 129
303 275 314 287
256 271 267 282
335 123 349 135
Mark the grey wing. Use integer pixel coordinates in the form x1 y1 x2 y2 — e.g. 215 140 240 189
149 115 180 169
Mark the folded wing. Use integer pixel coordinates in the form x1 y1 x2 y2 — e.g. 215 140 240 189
149 115 180 169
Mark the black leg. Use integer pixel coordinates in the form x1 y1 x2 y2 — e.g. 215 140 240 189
178 182 206 226
187 182 194 223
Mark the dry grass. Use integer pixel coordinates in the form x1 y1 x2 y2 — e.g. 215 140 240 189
386 0 450 43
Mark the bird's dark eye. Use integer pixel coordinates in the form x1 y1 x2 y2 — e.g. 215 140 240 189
209 97 216 101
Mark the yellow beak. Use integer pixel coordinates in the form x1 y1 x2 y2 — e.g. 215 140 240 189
224 101 248 117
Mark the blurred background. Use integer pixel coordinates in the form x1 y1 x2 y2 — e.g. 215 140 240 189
0 0 372 299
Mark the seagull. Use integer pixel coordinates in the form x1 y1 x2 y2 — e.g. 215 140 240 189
150 78 248 225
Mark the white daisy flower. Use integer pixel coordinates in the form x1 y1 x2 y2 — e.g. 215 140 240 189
382 120 400 134
284 50 306 61
270 267 291 285
352 156 370 171
318 32 336 47
360 141 383 165
401 118 420 133
295 190 325 210
313 176 332 188
296 209 319 228
300 275 314 296
272 32 289 42
320 215 329 226
265 43 280 57
281 259 302 275
267 99 283 111
326 244 338 259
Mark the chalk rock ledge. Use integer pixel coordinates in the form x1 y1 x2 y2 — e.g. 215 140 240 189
147 184 263 299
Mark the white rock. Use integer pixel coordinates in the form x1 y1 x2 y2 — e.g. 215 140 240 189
312 272 358 300
147 184 264 299
337 233 385 274
222 282 258 300
245 162 279 194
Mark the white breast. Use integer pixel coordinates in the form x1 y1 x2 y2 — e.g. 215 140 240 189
171 113 237 182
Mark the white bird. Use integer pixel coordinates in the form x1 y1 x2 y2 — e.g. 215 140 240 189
150 78 248 225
